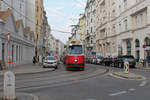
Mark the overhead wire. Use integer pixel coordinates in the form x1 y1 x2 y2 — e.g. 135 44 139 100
1 0 72 34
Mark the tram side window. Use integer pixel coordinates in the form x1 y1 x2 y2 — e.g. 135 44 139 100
69 45 83 54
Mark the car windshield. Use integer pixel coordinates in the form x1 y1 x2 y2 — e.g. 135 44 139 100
69 45 83 55
46 57 56 60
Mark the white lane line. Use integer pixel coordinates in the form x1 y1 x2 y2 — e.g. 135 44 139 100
128 88 136 91
86 98 95 100
139 81 147 87
109 91 127 96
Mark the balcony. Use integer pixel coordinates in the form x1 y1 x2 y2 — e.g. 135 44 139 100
86 43 94 48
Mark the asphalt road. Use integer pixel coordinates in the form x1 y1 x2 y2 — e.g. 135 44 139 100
0 63 150 100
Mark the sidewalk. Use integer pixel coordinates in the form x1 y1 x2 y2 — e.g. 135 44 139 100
0 63 55 76
112 72 143 80
136 62 150 70
0 92 39 100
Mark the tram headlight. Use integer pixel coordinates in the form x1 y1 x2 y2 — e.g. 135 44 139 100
75 59 78 62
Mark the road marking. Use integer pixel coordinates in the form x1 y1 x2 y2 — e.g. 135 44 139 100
86 98 95 100
109 91 127 96
128 88 136 91
139 81 147 87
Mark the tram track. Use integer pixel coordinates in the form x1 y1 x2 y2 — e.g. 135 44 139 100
15 68 108 92
0 64 108 92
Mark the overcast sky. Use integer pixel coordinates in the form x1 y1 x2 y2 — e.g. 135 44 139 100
44 0 87 44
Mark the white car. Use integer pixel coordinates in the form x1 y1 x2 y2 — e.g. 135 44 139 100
43 56 58 69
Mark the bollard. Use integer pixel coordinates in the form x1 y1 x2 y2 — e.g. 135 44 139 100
124 61 129 73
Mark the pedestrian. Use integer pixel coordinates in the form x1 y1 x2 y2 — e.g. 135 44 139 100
33 56 36 64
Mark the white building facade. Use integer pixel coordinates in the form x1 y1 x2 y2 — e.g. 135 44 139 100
1 0 36 33
96 0 150 60
85 0 96 57
0 9 34 69
1 0 26 26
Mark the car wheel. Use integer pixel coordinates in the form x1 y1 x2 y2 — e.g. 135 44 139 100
66 67 68 71
132 65 135 68
55 66 58 69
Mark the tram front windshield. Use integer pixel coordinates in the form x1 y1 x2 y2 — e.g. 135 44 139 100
69 45 83 55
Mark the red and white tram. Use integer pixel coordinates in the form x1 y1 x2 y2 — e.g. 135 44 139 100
64 40 85 71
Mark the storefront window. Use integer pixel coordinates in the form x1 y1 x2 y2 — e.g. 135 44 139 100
135 39 140 62
127 40 131 55
135 39 140 47
145 37 150 46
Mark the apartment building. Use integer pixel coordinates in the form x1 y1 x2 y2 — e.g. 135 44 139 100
35 0 44 56
85 0 96 57
96 0 150 60
79 14 86 53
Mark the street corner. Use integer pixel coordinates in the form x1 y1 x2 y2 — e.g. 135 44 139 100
110 72 145 80
16 93 39 100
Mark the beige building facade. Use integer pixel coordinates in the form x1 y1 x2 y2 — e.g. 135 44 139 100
96 0 150 60
79 14 86 53
35 0 44 56
85 0 96 57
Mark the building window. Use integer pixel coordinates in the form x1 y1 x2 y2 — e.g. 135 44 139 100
112 25 116 34
2 43 5 65
145 37 150 46
12 45 14 62
127 40 131 55
16 46 18 62
124 0 127 9
135 39 140 61
124 19 128 31
119 23 121 32
135 39 140 47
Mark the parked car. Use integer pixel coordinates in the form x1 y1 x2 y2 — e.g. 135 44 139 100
103 57 113 66
96 57 104 65
110 57 118 67
43 56 58 69
92 58 97 64
113 55 136 68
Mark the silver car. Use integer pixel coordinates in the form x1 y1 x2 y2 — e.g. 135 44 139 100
43 56 58 69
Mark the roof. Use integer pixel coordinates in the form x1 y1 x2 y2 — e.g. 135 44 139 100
0 9 12 21
16 19 23 30
24 27 30 37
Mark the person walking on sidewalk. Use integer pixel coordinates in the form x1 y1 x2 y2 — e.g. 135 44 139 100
33 56 37 64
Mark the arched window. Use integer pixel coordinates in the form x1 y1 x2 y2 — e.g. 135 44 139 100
135 39 140 62
135 39 140 47
127 40 131 55
145 37 150 46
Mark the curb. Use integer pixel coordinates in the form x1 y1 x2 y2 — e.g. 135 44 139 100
0 68 55 77
136 67 150 70
112 72 143 80
0 92 39 100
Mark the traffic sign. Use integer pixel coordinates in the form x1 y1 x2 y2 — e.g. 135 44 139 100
124 61 129 73
6 33 11 43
